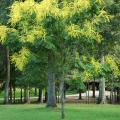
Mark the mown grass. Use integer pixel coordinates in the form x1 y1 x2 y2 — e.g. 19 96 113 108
0 104 120 120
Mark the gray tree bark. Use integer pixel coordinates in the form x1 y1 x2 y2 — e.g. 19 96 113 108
4 47 10 104
47 52 56 107
26 85 30 104
24 86 30 103
99 52 106 104
60 71 65 119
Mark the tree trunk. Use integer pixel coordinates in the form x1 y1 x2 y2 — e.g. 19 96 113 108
47 52 56 107
26 85 30 104
88 82 90 104
34 88 37 96
41 90 44 103
24 87 27 103
20 88 23 103
9 81 12 103
117 88 120 103
115 90 117 103
60 71 65 119
78 91 82 100
98 52 106 104
110 88 114 104
44 91 47 103
99 75 106 104
57 89 60 103
92 79 96 98
13 86 16 103
38 88 42 103
86 89 87 104
4 47 10 104
24 85 30 104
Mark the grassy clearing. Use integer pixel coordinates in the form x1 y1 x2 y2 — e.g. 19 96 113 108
0 104 120 120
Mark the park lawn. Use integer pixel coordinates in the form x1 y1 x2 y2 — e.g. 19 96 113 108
0 104 120 120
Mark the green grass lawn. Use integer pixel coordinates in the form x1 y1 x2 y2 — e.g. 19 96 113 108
0 104 120 120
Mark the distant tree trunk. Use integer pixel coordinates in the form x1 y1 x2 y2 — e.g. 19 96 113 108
117 88 120 103
114 90 117 103
92 79 96 98
57 89 60 103
98 52 106 104
60 71 65 119
38 88 42 103
24 88 26 103
34 88 37 96
20 88 23 103
13 85 16 103
4 47 10 104
78 90 82 100
44 91 47 103
86 88 87 104
41 90 44 103
47 52 56 107
9 81 12 103
110 88 114 104
55 90 58 102
26 85 30 104
23 85 30 104
88 82 90 104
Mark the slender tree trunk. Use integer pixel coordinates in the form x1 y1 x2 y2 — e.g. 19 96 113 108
38 88 42 103
44 91 47 103
26 85 30 104
47 52 56 107
4 47 10 104
9 81 12 103
110 88 114 104
110 78 114 104
55 90 57 102
115 90 117 103
24 88 26 103
99 52 106 104
24 85 30 104
60 71 65 119
110 90 112 104
41 90 44 103
86 89 87 104
57 89 60 103
13 86 16 103
78 90 82 100
117 89 119 103
20 88 23 103
92 79 96 98
34 88 37 96
88 82 90 104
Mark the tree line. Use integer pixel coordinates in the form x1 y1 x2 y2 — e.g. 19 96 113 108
0 0 120 111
